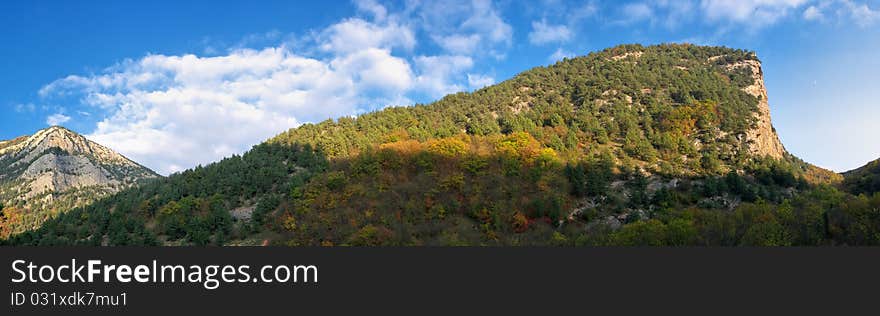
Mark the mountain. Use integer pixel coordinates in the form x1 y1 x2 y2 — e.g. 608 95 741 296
8 43 879 247
280 44 786 164
843 158 880 195
0 126 158 237
272 44 836 182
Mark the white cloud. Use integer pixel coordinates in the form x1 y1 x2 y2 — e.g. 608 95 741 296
38 1 500 175
463 0 514 44
700 0 808 27
801 1 880 27
46 113 71 126
467 73 495 89
435 34 482 55
316 18 415 54
354 0 388 22
803 5 824 20
414 55 475 98
409 0 513 57
549 48 574 62
329 48 415 94
40 45 423 175
528 20 572 45
840 0 880 27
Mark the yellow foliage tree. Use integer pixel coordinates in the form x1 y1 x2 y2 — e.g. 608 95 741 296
495 132 541 162
426 138 469 157
535 148 559 169
379 139 424 154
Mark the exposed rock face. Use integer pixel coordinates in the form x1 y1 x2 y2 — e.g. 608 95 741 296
0 126 158 235
725 59 787 159
1 126 157 196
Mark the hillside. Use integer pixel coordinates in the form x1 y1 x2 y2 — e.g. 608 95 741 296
272 44 838 181
276 45 780 169
7 44 878 247
0 126 158 237
843 158 880 195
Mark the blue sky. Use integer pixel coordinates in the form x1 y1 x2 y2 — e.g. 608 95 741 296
1 0 879 175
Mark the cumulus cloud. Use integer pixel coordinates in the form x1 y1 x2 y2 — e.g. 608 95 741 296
435 34 482 55
840 0 880 27
549 48 574 62
38 0 504 175
46 113 71 126
413 55 474 98
411 0 513 56
353 0 388 21
467 73 495 90
316 18 415 54
40 45 425 175
803 5 824 20
528 20 572 45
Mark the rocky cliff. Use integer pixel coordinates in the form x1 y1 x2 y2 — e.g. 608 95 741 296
0 126 157 236
726 59 787 159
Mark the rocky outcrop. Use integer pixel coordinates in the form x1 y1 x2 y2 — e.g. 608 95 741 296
20 154 118 199
1 126 156 188
724 59 787 159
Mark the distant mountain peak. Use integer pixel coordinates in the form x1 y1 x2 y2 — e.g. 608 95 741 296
3 126 129 163
0 126 158 236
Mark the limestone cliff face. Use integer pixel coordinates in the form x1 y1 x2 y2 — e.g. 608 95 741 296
724 59 787 159
0 126 157 211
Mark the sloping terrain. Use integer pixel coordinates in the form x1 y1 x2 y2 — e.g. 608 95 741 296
0 126 158 237
843 158 880 195
8 44 878 247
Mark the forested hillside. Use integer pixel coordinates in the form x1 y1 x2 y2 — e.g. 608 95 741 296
843 158 880 196
5 143 327 245
275 44 763 172
7 44 879 247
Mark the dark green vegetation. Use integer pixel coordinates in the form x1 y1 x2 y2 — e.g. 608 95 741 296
5 143 327 245
4 44 878 246
843 158 880 196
